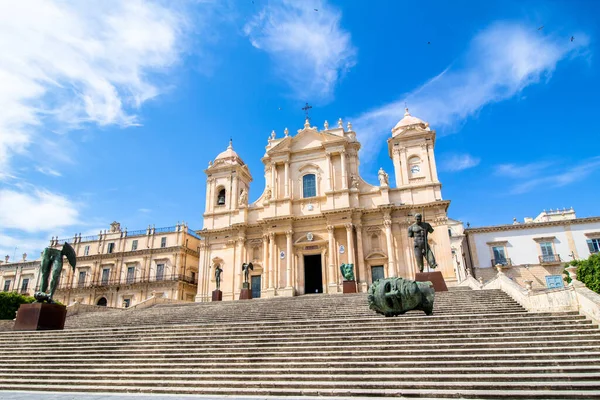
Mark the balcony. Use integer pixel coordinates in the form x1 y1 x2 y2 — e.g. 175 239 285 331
491 258 512 268
51 274 198 290
539 254 561 265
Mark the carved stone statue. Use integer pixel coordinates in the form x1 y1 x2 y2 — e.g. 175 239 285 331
265 186 272 200
368 277 435 316
408 213 437 272
214 264 223 291
377 167 389 186
350 174 359 189
242 262 254 284
35 243 77 303
340 263 355 281
239 188 248 205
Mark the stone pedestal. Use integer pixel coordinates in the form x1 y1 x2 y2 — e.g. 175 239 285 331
415 271 448 292
239 288 252 300
343 280 357 294
212 290 222 302
13 303 67 331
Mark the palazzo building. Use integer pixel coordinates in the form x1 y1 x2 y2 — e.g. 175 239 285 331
196 110 456 302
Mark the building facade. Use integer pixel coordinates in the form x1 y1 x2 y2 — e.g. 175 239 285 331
1 222 201 308
464 209 600 290
196 111 456 302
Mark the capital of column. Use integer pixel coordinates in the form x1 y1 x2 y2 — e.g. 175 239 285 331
325 152 332 159
269 232 276 239
237 236 246 244
383 219 392 228
326 225 335 233
344 223 353 231
262 234 269 240
285 230 293 238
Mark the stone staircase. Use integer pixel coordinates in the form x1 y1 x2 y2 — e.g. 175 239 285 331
0 287 599 399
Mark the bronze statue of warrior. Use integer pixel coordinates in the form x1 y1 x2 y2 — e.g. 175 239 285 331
35 243 77 303
408 213 437 272
214 264 223 291
242 262 253 284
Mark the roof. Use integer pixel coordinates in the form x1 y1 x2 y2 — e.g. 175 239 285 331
392 108 430 135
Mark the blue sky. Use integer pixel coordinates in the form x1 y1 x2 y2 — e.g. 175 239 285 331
1 0 599 259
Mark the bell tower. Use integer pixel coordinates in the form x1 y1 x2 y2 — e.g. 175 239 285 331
387 108 441 202
203 140 252 229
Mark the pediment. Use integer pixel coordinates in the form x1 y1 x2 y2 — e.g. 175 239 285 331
294 233 325 244
268 128 344 156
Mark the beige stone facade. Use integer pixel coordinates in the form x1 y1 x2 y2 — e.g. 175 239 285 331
196 111 456 302
0 222 201 308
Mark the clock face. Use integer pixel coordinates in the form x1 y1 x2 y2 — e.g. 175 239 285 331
411 165 421 174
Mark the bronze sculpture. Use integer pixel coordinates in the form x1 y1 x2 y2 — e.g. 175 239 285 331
368 277 435 316
242 262 253 284
214 264 223 291
340 263 355 281
35 243 76 303
408 213 437 272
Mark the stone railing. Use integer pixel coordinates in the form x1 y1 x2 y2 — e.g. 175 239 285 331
460 270 600 324
66 301 120 317
125 295 187 311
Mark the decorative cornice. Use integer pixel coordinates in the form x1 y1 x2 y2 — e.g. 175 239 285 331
466 216 600 234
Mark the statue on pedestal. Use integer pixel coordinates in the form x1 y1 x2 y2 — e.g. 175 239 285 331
35 243 77 303
340 263 355 281
239 188 248 205
408 213 437 272
214 264 223 291
378 167 389 186
242 262 253 284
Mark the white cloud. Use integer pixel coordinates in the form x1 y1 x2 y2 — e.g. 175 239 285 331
497 156 600 194
138 208 152 213
35 166 62 177
0 188 79 232
0 0 189 178
353 22 589 162
494 161 554 178
439 153 481 172
244 0 356 102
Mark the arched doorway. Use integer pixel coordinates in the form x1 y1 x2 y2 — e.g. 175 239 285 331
97 297 107 306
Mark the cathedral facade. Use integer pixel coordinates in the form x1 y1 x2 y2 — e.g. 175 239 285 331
196 110 455 302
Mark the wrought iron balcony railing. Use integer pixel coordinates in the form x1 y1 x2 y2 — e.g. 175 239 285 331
491 258 512 267
50 274 198 291
539 254 561 264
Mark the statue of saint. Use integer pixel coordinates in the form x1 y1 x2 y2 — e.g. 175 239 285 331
378 167 389 186
214 264 223 291
35 243 77 303
242 262 254 284
350 174 359 189
239 188 248 205
408 213 437 272
265 186 272 200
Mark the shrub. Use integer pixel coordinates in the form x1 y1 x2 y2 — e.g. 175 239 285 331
571 253 600 294
0 292 35 320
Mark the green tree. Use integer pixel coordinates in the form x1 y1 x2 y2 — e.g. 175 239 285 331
568 253 600 294
0 292 35 320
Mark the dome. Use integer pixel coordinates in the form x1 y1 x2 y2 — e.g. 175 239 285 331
212 139 245 167
392 108 429 134
215 141 238 160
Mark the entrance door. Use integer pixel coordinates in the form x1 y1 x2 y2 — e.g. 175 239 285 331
251 275 261 299
371 265 385 284
304 254 323 294
97 297 108 306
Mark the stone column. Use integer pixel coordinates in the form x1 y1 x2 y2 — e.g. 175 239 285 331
421 144 432 182
231 175 239 209
355 224 366 289
400 148 409 185
384 218 397 277
427 145 439 182
270 163 276 199
284 161 290 198
326 152 332 191
205 178 213 213
327 225 335 288
268 233 275 289
235 237 244 293
286 230 293 288
262 235 269 288
340 150 348 189
345 223 355 265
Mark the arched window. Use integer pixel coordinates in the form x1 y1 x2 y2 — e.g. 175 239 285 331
408 156 421 176
217 188 226 205
303 174 316 198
